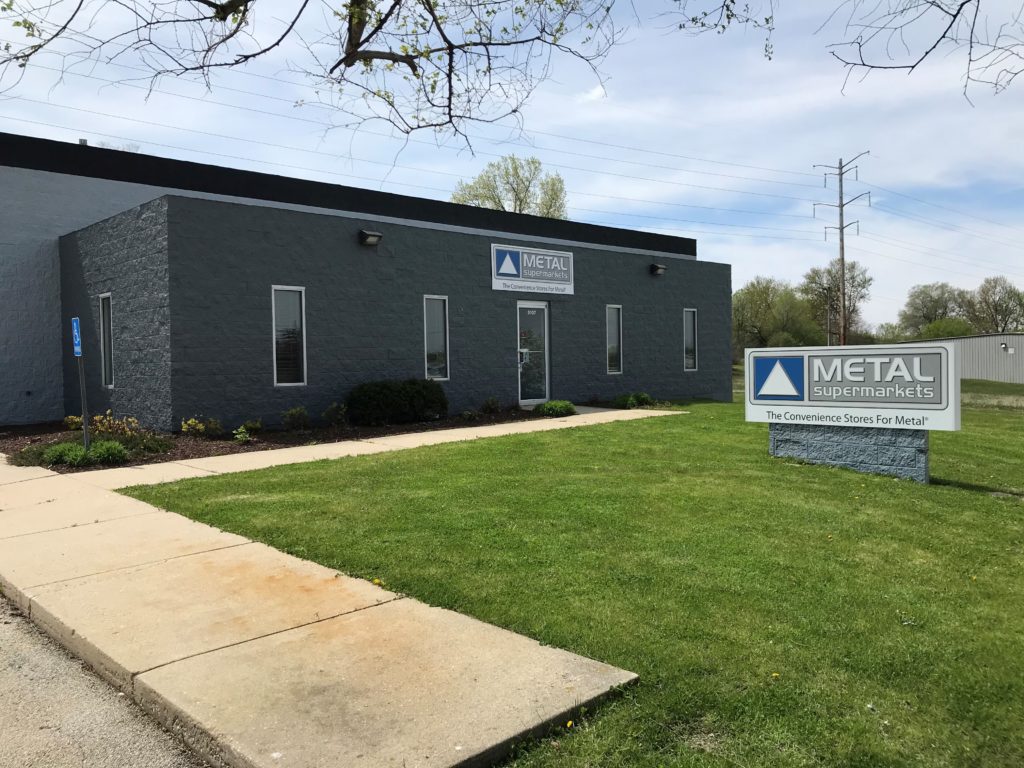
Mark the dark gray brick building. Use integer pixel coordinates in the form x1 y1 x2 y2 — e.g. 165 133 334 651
4 132 732 431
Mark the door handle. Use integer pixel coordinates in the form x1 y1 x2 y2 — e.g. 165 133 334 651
519 349 530 367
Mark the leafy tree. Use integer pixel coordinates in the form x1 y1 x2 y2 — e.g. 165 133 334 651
919 317 977 339
2 1 1020 140
797 258 873 344
874 322 907 343
451 155 566 218
733 277 824 357
959 276 1024 333
897 282 963 337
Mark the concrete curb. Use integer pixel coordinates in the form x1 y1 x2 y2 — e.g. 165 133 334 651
0 409 660 767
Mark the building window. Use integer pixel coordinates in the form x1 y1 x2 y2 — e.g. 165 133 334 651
606 305 622 374
99 293 113 388
424 295 449 380
684 308 698 371
273 286 306 386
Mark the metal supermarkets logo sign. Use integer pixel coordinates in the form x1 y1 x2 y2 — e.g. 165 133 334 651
491 244 574 295
745 343 960 431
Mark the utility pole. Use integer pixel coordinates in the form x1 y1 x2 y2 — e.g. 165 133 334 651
813 152 870 345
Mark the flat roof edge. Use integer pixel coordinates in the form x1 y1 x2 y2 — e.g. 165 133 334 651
0 131 697 257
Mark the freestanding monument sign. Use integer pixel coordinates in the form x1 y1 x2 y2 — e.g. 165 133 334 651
745 343 960 482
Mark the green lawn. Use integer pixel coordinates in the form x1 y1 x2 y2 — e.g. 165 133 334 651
128 403 1024 767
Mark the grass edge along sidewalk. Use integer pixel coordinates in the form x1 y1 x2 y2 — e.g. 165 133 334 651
128 400 1024 768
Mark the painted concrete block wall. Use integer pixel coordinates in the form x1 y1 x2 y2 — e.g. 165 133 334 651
59 199 173 429
769 423 929 482
0 166 184 425
165 196 731 429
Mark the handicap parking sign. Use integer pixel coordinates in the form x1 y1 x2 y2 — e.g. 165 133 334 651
71 316 83 357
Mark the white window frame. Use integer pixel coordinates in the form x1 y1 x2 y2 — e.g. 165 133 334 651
99 292 113 389
684 307 699 372
606 304 623 375
271 285 308 387
423 295 451 381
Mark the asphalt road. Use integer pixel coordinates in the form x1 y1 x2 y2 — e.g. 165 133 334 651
0 595 207 768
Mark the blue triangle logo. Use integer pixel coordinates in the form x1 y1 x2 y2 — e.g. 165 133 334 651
496 249 520 277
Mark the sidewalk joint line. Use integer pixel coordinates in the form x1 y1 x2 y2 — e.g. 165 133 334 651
21 541 253 592
133 594 406 679
0 473 60 488
0 510 164 541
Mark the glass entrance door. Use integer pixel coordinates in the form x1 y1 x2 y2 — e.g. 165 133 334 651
517 302 549 405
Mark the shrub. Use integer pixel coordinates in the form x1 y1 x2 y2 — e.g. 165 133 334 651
612 394 638 410
233 425 254 444
181 417 206 436
460 409 480 422
346 379 449 426
42 442 92 467
281 406 311 432
181 416 224 437
63 415 83 431
88 440 129 465
481 397 502 414
534 400 576 417
322 402 348 427
8 444 47 467
92 410 144 440
240 419 263 434
633 392 656 407
613 392 656 410
121 431 172 455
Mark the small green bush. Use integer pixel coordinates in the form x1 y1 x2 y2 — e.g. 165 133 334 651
535 400 576 417
91 410 145 440
612 394 638 409
460 409 480 421
613 392 656 409
481 397 502 414
89 440 129 465
282 406 311 431
346 379 449 426
181 416 224 438
322 402 348 427
8 444 47 467
121 431 172 454
233 425 254 444
240 419 263 434
63 415 83 431
42 442 92 467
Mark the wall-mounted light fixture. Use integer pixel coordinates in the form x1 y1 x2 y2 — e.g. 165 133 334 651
359 229 383 246
1001 342 1009 351
650 263 667 276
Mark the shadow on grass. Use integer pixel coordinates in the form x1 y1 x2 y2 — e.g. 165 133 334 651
930 476 1024 499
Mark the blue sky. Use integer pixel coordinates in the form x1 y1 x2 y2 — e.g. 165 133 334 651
3 2 1022 327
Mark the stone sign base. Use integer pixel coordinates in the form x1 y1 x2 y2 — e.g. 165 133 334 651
769 423 929 483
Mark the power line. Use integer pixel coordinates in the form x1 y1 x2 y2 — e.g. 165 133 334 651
13 55 823 192
860 233 1024 280
0 114 831 246
1 99 819 222
10 38 823 183
871 202 1024 253
7 63 829 206
862 180 1024 235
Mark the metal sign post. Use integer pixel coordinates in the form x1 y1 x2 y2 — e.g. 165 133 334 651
71 317 90 450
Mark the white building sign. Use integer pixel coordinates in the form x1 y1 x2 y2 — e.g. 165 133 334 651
491 244 574 295
745 343 960 431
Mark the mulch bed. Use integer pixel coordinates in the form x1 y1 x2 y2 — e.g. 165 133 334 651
0 408 547 473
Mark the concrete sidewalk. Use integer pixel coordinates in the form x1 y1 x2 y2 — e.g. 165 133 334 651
0 410 663 767
74 406 679 490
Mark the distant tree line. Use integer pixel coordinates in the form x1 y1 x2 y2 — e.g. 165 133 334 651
877 277 1024 342
733 267 1024 358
